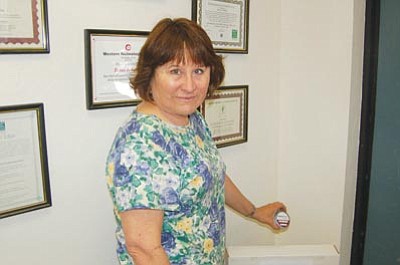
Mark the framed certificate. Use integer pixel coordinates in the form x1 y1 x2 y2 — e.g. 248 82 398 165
0 103 51 219
192 0 249 53
0 0 50 54
200 85 248 148
84 29 149 110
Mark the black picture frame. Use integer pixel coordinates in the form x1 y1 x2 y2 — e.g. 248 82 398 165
0 103 51 219
84 29 149 110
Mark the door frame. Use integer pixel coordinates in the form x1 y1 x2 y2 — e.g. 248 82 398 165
350 0 380 264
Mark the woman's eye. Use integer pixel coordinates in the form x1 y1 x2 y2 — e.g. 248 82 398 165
170 68 181 75
194 68 205 74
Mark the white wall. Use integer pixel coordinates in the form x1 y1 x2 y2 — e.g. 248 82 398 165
0 1 364 264
275 0 362 247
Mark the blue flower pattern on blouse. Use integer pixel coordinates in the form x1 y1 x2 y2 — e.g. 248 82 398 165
106 111 226 265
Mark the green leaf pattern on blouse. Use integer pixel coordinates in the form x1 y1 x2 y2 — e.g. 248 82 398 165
106 111 226 265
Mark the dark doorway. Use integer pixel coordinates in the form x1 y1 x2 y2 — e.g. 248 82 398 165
351 0 400 264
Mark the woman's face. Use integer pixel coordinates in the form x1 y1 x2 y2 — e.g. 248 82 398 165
150 58 210 125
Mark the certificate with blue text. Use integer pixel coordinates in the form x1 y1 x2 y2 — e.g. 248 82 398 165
0 103 51 219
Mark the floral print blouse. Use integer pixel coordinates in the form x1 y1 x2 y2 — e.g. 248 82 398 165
105 110 226 265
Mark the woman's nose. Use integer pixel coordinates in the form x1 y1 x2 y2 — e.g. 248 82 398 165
182 73 195 92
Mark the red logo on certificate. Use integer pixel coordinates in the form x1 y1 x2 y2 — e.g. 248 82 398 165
125 44 132 51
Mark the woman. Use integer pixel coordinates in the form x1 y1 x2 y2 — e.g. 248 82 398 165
106 17 286 265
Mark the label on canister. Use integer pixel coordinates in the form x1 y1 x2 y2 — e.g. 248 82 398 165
274 211 290 228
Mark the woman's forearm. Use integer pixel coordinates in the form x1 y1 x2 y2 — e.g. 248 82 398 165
224 174 287 229
224 175 256 217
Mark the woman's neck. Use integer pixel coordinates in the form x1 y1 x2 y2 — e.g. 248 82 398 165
137 101 189 126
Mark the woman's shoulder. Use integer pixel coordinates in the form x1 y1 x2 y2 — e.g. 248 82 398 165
115 110 159 139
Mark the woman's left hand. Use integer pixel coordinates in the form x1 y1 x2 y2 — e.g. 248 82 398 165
252 202 287 230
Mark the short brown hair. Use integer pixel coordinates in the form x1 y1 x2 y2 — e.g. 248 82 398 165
130 18 225 101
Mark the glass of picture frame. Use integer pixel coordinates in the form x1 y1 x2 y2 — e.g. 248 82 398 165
84 29 149 110
0 103 51 219
192 0 250 53
0 0 50 54
200 85 248 148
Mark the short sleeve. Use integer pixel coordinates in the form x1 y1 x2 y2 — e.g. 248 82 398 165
106 123 181 213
